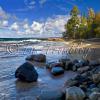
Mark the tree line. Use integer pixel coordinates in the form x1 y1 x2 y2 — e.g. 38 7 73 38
63 6 100 39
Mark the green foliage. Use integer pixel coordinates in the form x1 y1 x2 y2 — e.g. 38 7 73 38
64 6 80 39
92 13 100 38
63 6 100 39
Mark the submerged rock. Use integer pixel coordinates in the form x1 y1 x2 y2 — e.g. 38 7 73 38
15 62 38 82
51 67 64 76
39 90 65 100
66 86 86 100
26 54 46 62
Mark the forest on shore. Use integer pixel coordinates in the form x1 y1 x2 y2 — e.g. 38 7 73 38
63 6 100 39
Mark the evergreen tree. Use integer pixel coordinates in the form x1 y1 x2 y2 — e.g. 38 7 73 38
64 6 80 39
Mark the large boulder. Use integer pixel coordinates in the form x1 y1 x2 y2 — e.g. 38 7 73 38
15 62 38 82
51 67 64 76
89 92 100 100
66 86 86 100
26 54 46 62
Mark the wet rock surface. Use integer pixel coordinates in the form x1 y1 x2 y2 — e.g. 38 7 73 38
15 62 38 82
15 56 100 100
60 58 100 100
66 86 86 100
26 54 46 62
51 67 64 76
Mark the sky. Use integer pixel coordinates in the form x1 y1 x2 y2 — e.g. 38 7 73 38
0 0 100 38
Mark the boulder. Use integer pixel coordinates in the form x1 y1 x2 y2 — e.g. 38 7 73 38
26 54 46 62
89 92 100 100
46 62 63 69
59 57 70 66
66 86 86 100
92 73 100 84
77 66 90 73
65 61 73 70
51 67 64 76
78 59 89 66
89 60 100 66
65 79 79 87
75 75 90 84
15 62 38 82
72 59 79 64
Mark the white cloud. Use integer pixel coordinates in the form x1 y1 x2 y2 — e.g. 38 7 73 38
2 20 8 27
17 15 70 37
10 22 19 31
31 21 43 33
23 23 29 29
43 15 70 34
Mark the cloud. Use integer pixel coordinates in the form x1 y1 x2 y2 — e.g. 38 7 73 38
2 20 8 27
23 23 29 29
24 0 36 9
43 15 70 34
10 22 19 31
15 15 70 37
31 21 43 33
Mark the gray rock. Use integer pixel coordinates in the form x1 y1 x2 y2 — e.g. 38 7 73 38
77 66 90 73
65 79 78 87
89 60 100 66
78 59 89 66
26 54 46 62
59 57 70 66
89 92 100 100
66 86 86 100
46 62 63 69
15 62 38 82
65 61 73 70
51 67 64 76
92 73 100 84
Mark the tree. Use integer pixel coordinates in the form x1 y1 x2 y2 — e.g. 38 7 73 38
64 6 80 39
92 13 100 38
87 8 95 38
87 8 95 24
79 16 88 39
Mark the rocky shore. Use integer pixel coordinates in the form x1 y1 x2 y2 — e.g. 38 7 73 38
15 54 100 100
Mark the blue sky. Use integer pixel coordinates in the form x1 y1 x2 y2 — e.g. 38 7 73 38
0 0 100 38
